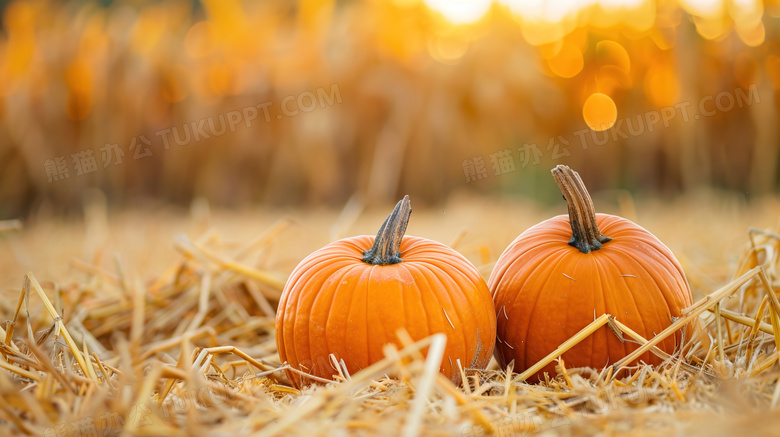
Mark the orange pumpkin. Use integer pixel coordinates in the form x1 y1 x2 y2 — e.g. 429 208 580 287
276 196 496 388
489 165 693 381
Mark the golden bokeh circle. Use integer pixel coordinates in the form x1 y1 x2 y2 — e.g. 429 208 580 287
583 93 618 131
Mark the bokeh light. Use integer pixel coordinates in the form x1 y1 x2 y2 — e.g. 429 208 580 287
546 41 584 78
582 93 618 131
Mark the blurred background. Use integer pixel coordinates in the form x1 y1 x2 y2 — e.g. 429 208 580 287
0 0 778 218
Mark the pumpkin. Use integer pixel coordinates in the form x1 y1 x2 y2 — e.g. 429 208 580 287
489 165 694 381
276 196 496 388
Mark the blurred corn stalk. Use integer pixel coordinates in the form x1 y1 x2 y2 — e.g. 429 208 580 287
0 0 778 217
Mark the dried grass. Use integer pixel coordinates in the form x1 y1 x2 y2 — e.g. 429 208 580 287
2 196 780 436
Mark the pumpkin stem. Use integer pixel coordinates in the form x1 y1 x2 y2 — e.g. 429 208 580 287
551 165 611 254
362 195 411 265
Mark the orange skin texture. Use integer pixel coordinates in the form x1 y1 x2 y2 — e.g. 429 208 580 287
276 235 497 388
489 213 693 382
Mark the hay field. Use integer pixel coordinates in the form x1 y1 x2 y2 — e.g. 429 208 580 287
2 0 780 435
2 192 780 436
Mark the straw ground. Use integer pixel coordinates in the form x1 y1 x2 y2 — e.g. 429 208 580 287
2 193 780 436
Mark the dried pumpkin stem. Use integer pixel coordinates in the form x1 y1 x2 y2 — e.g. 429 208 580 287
362 195 411 265
551 165 611 254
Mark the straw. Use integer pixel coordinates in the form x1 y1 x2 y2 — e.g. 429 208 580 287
2 204 780 436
